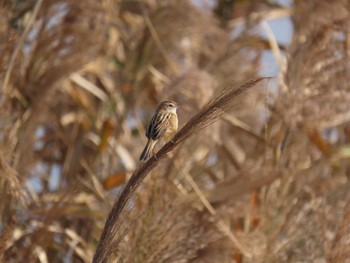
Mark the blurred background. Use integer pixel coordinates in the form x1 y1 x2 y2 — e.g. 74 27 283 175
1 0 350 262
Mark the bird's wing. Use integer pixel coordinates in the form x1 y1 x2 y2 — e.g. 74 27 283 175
150 112 172 140
146 114 155 139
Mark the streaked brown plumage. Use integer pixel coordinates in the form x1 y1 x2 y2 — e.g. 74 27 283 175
139 100 178 161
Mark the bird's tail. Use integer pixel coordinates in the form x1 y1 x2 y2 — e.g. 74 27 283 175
139 139 156 161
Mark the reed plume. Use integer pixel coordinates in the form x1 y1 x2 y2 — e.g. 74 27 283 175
92 77 267 263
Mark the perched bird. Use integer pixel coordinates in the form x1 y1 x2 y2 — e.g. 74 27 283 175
140 100 179 161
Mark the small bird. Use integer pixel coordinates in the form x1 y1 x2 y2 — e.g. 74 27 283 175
140 100 179 161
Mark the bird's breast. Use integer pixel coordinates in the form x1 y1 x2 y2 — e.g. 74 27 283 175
161 113 178 140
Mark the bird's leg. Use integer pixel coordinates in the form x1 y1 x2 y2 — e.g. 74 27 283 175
152 147 158 160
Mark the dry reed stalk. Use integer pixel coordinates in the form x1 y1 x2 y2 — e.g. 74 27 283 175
93 77 268 263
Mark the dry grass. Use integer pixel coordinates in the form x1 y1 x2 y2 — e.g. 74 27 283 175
0 0 350 262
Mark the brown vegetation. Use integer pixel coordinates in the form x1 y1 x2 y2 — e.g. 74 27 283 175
0 0 350 262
